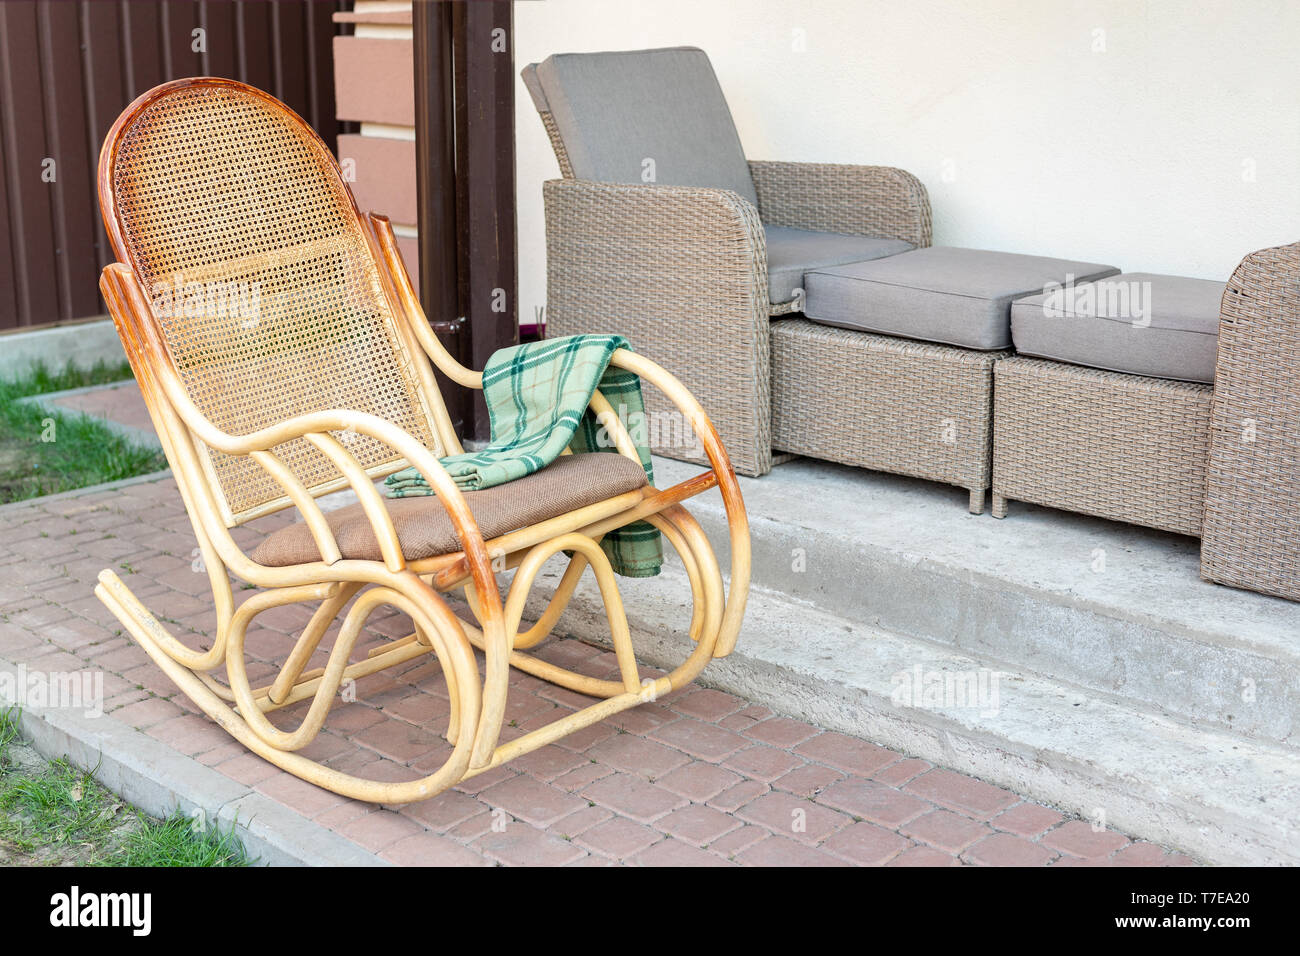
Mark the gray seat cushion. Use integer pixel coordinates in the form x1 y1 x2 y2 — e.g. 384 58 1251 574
1011 272 1224 383
765 227 913 305
803 246 1121 350
525 47 758 207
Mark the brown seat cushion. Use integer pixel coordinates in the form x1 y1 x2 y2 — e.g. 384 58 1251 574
251 453 649 567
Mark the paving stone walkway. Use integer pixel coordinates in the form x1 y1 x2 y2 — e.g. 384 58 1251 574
46 381 159 437
0 382 1196 866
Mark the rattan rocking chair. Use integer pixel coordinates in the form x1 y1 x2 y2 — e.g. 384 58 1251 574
93 78 750 804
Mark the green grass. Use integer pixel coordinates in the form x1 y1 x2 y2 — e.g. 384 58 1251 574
0 756 123 855
7 358 137 396
0 359 166 504
0 705 250 866
0 707 17 757
112 813 251 867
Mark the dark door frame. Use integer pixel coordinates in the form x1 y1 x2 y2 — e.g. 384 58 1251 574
413 0 518 442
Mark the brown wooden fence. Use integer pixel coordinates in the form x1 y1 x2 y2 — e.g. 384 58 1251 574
0 0 343 332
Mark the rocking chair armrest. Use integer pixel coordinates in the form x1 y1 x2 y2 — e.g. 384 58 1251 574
748 160 933 248
368 212 485 390
608 349 751 657
186 404 491 575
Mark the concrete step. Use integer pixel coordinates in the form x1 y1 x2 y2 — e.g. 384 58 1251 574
646 456 1300 749
529 562 1300 865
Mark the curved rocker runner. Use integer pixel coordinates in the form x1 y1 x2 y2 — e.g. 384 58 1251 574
92 78 751 804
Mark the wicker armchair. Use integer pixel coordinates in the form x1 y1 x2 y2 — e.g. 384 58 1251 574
526 48 931 476
93 79 751 803
1201 240 1300 601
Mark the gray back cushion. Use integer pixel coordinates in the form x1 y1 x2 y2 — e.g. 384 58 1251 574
525 47 759 208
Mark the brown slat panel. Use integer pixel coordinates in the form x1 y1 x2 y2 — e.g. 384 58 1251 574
0 71 18 328
337 133 417 223
306 0 341 151
40 0 100 319
201 0 238 80
272 0 310 119
82 0 126 272
234 0 275 94
1 0 342 329
82 2 127 151
333 36 414 125
0 1 60 326
161 0 204 79
122 0 164 97
333 10 412 25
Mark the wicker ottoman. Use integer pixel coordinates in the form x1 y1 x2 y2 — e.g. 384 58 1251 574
993 272 1225 535
772 319 1005 513
786 247 1119 512
992 357 1212 535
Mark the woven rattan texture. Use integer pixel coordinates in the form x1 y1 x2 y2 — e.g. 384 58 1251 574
543 178 772 476
749 161 933 249
993 357 1211 536
539 110 576 179
109 84 440 520
535 97 935 478
771 319 999 493
1201 242 1300 599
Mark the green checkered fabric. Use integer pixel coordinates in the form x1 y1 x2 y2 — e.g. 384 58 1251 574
385 334 662 577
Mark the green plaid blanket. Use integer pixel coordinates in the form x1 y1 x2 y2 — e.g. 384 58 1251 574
384 334 662 577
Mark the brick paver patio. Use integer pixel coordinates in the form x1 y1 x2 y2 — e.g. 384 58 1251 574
0 382 1196 866
46 381 159 437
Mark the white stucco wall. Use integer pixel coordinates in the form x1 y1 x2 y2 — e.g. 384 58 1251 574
513 0 1300 327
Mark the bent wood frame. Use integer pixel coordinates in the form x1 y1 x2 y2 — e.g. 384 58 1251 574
93 78 751 804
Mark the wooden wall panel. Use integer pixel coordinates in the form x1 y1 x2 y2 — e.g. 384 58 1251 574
337 134 418 226
40 0 100 319
0 2 61 328
333 37 415 125
234 0 276 95
202 1 239 80
0 0 344 331
0 97 16 326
